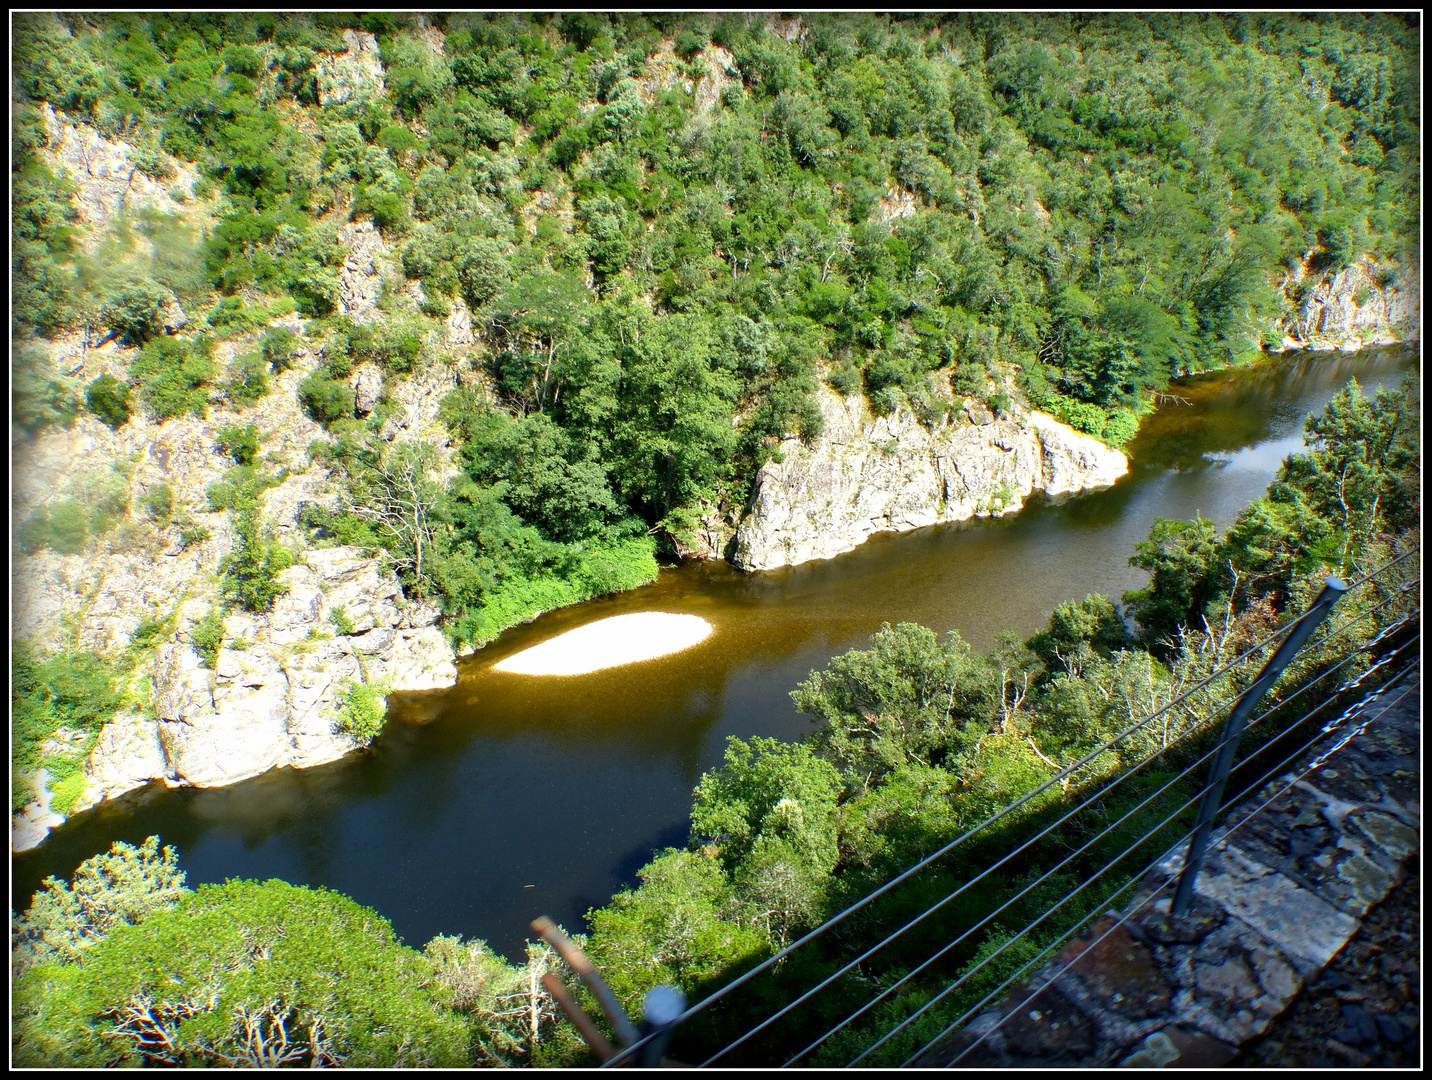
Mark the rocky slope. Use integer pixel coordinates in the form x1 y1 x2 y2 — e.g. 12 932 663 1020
733 387 1128 571
1274 255 1420 353
13 102 467 851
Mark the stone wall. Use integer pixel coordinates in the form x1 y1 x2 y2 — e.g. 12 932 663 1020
732 387 1128 571
921 666 1419 1068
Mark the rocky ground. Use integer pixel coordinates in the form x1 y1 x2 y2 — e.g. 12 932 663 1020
1233 860 1420 1068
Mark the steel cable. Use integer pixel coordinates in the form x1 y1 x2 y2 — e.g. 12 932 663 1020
779 601 1414 1065
861 640 1419 1068
597 555 1416 1069
935 655 1419 1069
783 611 1401 1065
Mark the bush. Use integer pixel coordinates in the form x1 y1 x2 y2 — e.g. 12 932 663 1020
139 482 175 524
222 351 270 407
260 326 300 372
12 836 189 972
332 679 390 745
215 423 260 465
220 512 295 613
83 375 132 429
299 370 357 425
18 499 90 555
190 610 225 669
97 279 169 345
12 878 469 1067
328 606 356 635
13 642 125 810
826 361 861 396
128 338 215 421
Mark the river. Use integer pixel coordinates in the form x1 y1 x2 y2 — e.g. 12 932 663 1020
12 345 1416 957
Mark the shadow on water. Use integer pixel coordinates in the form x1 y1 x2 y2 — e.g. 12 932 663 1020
13 346 1417 957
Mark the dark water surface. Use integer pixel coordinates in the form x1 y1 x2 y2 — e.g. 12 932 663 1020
13 346 1416 957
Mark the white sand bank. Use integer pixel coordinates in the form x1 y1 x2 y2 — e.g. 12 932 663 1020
492 612 714 676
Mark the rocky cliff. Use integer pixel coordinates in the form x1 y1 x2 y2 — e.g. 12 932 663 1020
732 388 1128 572
1275 255 1420 353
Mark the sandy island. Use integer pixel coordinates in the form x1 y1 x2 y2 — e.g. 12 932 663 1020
492 612 714 676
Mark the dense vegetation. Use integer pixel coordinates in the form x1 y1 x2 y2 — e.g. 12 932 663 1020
12 11 1420 647
14 378 1419 1065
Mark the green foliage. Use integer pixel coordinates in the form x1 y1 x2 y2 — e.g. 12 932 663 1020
219 511 295 613
260 325 300 371
13 879 468 1067
298 370 357 426
328 606 356 636
128 337 215 421
12 837 190 973
13 641 126 811
190 610 225 669
18 499 92 555
97 278 170 346
215 422 260 465
332 679 391 745
791 621 999 781
221 350 270 407
83 374 133 429
139 482 175 524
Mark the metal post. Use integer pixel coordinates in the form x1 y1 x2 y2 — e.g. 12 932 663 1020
1171 577 1349 914
635 985 686 1068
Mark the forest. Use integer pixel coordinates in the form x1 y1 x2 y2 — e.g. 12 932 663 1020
13 375 1421 1065
12 10 1421 650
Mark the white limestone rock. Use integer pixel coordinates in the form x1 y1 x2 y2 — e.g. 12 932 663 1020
1275 256 1420 352
732 386 1129 571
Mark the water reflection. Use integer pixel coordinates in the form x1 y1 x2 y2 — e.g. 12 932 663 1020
13 346 1416 957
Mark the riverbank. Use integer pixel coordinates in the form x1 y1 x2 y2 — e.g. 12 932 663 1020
16 345 1415 954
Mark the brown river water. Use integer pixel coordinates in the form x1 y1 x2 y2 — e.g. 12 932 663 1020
12 345 1416 957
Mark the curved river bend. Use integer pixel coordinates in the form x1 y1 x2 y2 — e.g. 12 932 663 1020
13 346 1416 957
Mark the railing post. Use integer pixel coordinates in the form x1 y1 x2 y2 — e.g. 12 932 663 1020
1171 576 1349 914
635 985 686 1067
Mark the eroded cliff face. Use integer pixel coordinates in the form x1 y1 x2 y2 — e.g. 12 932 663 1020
70 547 454 816
732 388 1128 572
1275 256 1420 353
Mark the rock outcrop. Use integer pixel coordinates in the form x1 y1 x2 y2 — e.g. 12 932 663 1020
1275 256 1420 352
732 387 1128 571
67 545 455 819
13 324 463 850
316 28 386 106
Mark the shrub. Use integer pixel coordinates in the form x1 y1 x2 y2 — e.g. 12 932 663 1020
328 606 356 635
299 370 357 425
139 482 175 524
215 423 260 465
826 361 861 396
83 375 132 429
12 836 189 972
12 878 468 1067
128 337 215 422
18 499 90 555
260 326 299 372
332 679 391 745
97 278 169 345
191 610 225 669
220 512 295 613
222 351 270 407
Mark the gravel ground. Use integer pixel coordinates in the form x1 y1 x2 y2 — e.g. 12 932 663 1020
1233 861 1420 1068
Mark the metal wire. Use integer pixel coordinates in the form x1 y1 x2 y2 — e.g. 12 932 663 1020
783 617 1395 1066
860 639 1419 1068
936 654 1419 1069
597 554 1417 1068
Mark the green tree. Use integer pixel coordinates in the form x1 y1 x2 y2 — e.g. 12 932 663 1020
14 879 469 1067
13 837 189 973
